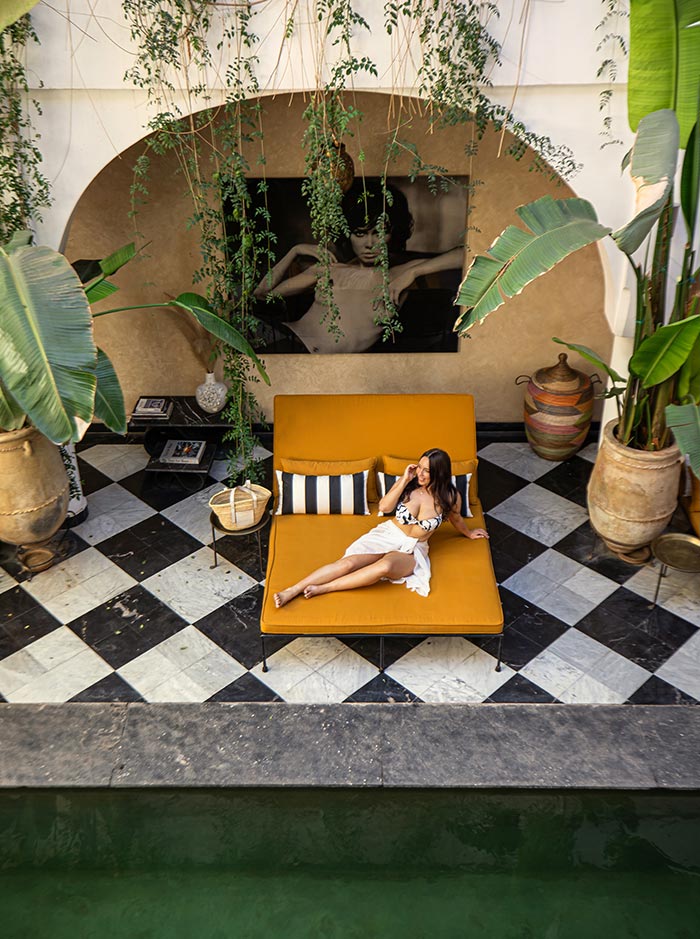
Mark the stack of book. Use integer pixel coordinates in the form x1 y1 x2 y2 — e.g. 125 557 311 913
131 397 174 422
160 439 207 465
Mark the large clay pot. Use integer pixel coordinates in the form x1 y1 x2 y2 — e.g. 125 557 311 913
517 353 597 461
0 426 69 546
587 420 683 560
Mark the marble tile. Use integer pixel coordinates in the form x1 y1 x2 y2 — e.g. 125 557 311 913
577 442 599 463
78 444 150 481
154 624 225 670
181 647 247 697
593 648 650 698
73 484 155 545
7 648 112 703
24 626 88 670
315 644 378 697
625 563 700 627
282 670 349 704
386 637 478 697
501 568 554 606
142 548 257 621
0 568 17 595
519 648 585 698
21 548 115 604
0 647 46 696
489 484 589 546
449 646 516 698
209 460 231 483
547 628 610 672
286 636 348 672
558 674 627 705
420 674 486 703
565 565 619 605
477 443 553 481
528 549 580 582
251 645 316 697
142 670 210 703
117 646 177 696
655 632 700 700
160 482 223 543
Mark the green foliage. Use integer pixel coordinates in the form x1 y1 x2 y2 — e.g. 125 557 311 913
0 14 50 241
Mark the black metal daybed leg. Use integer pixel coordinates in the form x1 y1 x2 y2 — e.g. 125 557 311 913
261 635 269 672
379 636 385 673
495 633 503 672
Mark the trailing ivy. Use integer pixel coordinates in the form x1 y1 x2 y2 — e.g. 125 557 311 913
0 14 50 242
596 0 629 149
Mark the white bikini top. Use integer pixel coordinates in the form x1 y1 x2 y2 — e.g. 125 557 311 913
395 501 443 533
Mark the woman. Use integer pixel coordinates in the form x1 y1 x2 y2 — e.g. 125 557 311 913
254 181 464 354
273 448 488 608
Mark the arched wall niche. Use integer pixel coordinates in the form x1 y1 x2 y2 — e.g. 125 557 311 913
64 91 612 422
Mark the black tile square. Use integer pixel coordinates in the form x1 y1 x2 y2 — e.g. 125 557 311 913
97 516 202 580
345 673 420 703
66 586 188 668
537 456 592 504
487 673 557 703
0 530 89 583
483 628 545 671
77 457 112 495
601 586 661 627
0 604 62 659
0 585 37 622
603 588 698 653
576 607 676 671
209 523 271 580
497 587 536 628
345 636 423 670
207 672 282 702
509 606 569 648
490 547 524 584
194 586 290 669
627 675 698 705
70 672 144 702
476 459 528 512
118 469 216 511
554 522 639 585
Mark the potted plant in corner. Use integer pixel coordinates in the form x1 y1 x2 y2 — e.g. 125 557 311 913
455 106 700 562
0 234 269 565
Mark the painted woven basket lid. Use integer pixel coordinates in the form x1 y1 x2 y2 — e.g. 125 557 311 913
532 353 590 394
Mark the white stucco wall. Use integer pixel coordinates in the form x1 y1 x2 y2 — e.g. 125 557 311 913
27 0 638 339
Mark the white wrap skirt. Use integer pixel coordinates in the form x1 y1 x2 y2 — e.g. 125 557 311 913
343 519 432 597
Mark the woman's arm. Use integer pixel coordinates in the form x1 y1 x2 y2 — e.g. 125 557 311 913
448 493 489 539
254 244 331 299
378 464 416 514
387 246 465 305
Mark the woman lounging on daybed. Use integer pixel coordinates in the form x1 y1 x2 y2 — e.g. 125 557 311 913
274 448 488 607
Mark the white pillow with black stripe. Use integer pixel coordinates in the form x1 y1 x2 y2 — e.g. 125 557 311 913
275 470 369 515
375 471 472 517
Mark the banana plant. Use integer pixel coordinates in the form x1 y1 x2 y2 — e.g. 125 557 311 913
0 235 269 445
455 107 700 474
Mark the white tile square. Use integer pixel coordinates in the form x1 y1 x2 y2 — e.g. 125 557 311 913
519 648 585 698
117 646 176 696
655 631 700 700
78 444 150 481
24 626 88 670
625 564 700 627
546 628 610 672
488 484 588 545
73 483 155 545
286 637 348 672
593 648 650 698
8 649 113 703
251 645 316 697
142 670 210 703
0 648 47 696
141 547 256 621
0 567 17 595
281 670 350 704
160 482 223 542
577 442 599 463
315 644 378 697
477 442 554 481
418 674 486 703
386 637 485 698
558 674 627 704
182 647 246 696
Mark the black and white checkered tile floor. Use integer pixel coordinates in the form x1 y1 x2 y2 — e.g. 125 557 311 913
1 440 698 705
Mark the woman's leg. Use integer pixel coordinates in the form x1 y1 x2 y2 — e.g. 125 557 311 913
304 551 415 598
274 554 380 608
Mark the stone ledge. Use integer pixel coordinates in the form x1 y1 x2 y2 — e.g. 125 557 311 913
0 703 698 789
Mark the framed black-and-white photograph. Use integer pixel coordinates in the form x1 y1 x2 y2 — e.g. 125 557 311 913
245 176 468 354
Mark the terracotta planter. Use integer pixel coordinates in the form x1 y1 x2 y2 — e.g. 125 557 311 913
0 426 69 547
587 420 682 560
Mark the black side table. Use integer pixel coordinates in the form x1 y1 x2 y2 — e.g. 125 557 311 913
210 510 272 576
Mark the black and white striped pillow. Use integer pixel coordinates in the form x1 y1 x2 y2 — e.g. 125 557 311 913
375 471 472 517
275 470 369 515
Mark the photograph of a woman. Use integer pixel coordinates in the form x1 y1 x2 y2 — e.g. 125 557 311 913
251 178 467 354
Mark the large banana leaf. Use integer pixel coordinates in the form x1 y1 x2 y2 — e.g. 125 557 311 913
0 244 97 443
629 314 700 387
93 349 127 434
0 384 25 431
678 330 700 400
680 119 699 239
665 401 700 475
454 196 610 332
0 0 39 31
612 109 679 255
552 338 626 384
628 0 700 147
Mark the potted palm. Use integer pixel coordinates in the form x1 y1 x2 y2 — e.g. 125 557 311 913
0 234 269 556
455 106 700 561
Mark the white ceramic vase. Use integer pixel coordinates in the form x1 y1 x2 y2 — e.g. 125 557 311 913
195 372 228 414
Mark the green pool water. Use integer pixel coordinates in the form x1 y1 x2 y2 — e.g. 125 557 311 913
1 789 698 938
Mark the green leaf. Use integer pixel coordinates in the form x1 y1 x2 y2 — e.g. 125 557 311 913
612 109 679 255
170 293 270 386
93 349 127 434
552 338 626 384
0 245 98 443
0 384 26 431
3 230 32 253
680 119 699 239
454 196 610 332
678 331 700 400
0 0 40 32
628 0 700 147
630 314 700 387
85 278 119 304
665 401 700 475
99 243 136 276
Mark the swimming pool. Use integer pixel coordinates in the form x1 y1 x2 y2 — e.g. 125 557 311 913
1 788 698 938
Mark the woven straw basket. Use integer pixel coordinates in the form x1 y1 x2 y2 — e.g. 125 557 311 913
209 480 271 531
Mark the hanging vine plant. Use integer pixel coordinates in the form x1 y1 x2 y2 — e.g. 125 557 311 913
0 13 50 242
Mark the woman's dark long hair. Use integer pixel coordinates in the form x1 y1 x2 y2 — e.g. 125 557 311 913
401 448 457 514
337 179 414 259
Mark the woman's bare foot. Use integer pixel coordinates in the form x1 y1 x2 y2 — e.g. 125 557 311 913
303 584 326 599
274 586 301 608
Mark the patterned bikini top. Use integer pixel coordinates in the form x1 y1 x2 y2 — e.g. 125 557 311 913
395 501 443 533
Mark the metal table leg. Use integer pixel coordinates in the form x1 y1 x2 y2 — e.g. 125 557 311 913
649 562 667 609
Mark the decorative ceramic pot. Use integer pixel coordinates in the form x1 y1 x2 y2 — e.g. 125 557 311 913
0 426 69 547
587 420 683 561
195 372 227 414
516 353 597 460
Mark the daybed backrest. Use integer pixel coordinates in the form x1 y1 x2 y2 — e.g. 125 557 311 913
273 394 477 469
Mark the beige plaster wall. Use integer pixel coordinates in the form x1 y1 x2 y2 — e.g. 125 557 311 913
64 92 612 422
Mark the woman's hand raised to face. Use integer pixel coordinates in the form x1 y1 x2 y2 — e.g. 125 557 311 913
404 463 418 481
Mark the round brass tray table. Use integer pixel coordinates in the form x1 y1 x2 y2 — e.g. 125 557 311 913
649 532 700 608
